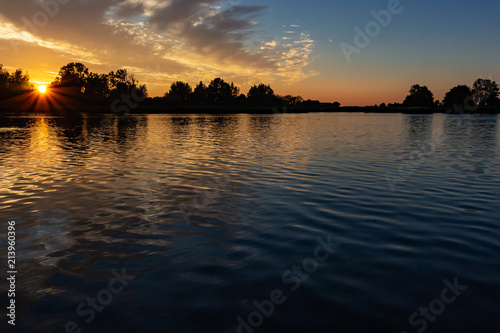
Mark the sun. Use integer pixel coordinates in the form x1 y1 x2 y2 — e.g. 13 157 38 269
38 85 47 94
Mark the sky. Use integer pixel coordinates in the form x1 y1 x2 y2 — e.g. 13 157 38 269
0 0 499 106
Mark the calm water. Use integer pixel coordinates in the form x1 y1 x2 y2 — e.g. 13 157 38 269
0 113 499 332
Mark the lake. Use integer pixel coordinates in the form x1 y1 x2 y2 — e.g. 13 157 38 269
0 113 499 332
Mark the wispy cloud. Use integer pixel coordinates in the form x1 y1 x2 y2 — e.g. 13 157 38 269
0 0 316 94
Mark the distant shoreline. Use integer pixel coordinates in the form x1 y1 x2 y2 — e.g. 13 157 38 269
1 104 500 115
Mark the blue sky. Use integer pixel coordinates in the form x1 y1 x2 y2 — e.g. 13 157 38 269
254 0 500 104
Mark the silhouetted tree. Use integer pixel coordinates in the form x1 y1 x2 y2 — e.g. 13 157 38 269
236 93 247 102
248 83 274 97
166 81 192 102
403 84 434 107
48 63 148 105
207 78 238 103
332 101 341 108
135 84 148 100
0 65 8 85
192 81 208 103
442 85 472 109
281 95 304 106
108 69 147 100
55 62 89 92
8 69 32 95
109 69 133 97
247 83 275 105
230 82 240 98
0 65 9 99
84 73 110 99
472 78 499 106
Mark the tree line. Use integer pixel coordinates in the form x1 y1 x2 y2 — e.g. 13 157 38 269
1 62 499 111
162 80 308 107
385 79 499 110
0 65 33 100
49 62 148 103
0 62 319 109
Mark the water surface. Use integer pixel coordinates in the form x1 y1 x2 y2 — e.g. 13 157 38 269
0 113 499 332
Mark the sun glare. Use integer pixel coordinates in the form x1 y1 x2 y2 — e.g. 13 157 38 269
38 85 47 94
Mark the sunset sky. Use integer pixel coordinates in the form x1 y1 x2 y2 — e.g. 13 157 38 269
0 0 499 106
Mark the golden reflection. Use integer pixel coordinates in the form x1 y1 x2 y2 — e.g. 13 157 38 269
0 117 63 199
28 117 63 168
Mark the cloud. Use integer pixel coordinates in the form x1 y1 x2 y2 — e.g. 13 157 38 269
149 0 220 30
0 0 316 95
261 40 278 50
115 2 146 18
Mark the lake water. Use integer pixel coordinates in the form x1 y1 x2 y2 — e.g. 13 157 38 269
1 113 499 332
